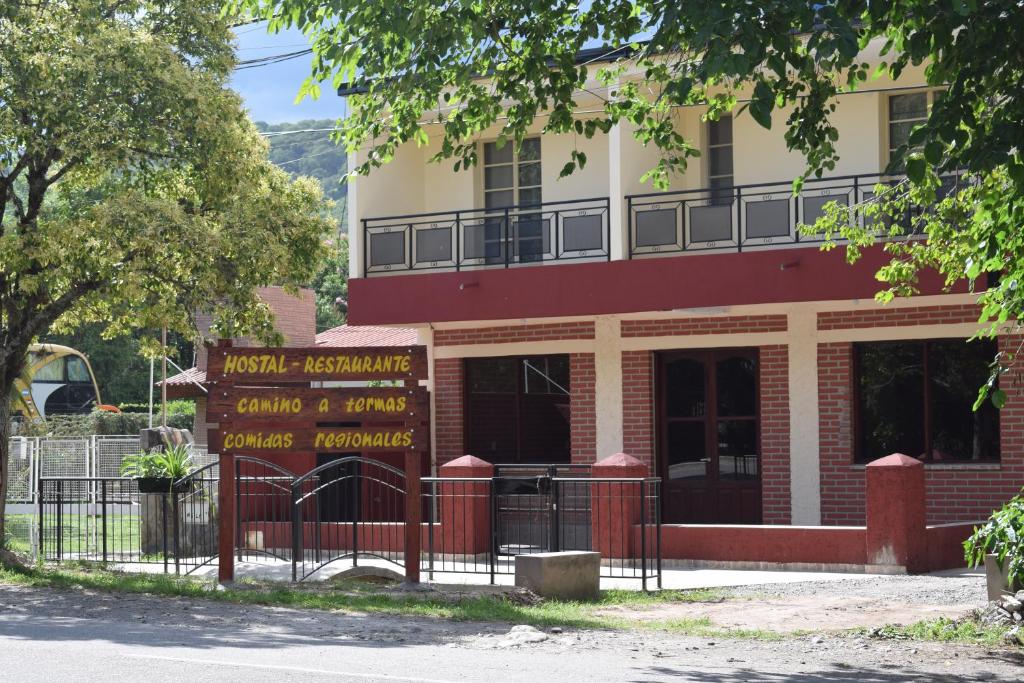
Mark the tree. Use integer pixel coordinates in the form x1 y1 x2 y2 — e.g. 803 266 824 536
232 0 1024 396
0 1 333 548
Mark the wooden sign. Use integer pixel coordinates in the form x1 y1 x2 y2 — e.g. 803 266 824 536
207 346 428 382
207 386 429 422
216 426 427 454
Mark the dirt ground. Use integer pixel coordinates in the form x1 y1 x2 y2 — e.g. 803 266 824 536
2 579 1023 682
595 573 986 633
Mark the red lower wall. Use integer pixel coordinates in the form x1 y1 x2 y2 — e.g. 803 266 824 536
656 524 867 566
926 522 979 571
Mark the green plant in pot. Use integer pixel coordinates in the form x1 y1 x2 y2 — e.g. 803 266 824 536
121 444 195 493
964 491 1024 599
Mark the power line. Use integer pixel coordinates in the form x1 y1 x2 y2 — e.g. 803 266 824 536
275 149 342 166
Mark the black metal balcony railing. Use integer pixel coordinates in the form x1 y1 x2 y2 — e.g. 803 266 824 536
362 197 611 275
626 172 959 258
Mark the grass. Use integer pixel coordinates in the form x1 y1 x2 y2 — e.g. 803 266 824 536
865 617 1013 647
0 563 755 635
5 512 142 556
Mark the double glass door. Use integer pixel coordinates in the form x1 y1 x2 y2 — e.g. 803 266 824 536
657 349 762 524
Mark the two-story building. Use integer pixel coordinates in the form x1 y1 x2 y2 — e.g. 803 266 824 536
341 43 1022 531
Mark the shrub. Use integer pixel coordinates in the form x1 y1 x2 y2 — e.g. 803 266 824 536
120 444 194 479
16 410 193 437
965 491 1024 588
117 400 195 416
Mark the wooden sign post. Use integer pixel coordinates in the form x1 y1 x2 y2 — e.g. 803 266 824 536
207 343 429 583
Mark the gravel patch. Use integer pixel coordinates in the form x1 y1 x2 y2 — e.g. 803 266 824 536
721 572 986 606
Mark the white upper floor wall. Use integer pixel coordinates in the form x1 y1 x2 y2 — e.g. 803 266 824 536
347 48 934 278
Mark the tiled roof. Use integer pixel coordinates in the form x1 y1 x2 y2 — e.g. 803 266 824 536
163 366 206 386
315 325 418 348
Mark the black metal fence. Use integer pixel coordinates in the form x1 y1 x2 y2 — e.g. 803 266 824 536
37 464 219 575
37 458 662 589
423 473 661 589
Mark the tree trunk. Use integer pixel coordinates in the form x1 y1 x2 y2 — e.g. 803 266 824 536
0 390 12 550
0 350 27 558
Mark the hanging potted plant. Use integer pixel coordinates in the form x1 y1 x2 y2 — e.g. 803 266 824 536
964 492 1024 600
121 444 195 493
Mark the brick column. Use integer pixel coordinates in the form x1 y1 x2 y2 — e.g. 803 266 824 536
433 358 464 467
591 452 649 559
570 353 596 463
436 455 493 555
865 453 927 572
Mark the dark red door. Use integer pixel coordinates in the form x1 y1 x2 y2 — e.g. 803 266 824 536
657 349 762 524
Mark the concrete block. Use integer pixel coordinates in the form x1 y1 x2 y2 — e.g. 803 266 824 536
515 551 601 600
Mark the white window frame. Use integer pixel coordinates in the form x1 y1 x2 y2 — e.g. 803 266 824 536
885 89 943 170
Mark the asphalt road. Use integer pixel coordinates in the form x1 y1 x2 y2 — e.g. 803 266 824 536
1 584 1022 682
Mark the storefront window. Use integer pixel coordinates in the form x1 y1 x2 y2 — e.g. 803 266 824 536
465 354 570 464
855 339 1000 463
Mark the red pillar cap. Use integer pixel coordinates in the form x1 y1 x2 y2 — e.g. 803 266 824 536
594 452 645 468
866 453 923 468
440 454 493 469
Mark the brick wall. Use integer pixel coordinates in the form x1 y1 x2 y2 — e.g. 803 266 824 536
433 358 464 468
621 315 787 337
817 331 1024 525
570 353 596 463
434 321 595 346
621 350 655 470
817 342 863 525
817 304 980 331
760 345 791 524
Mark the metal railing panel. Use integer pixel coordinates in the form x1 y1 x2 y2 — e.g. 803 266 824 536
363 197 611 275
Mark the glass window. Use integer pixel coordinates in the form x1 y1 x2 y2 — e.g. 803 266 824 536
888 92 930 170
66 356 91 383
855 339 999 463
483 138 542 209
707 116 733 204
33 357 65 382
465 354 570 464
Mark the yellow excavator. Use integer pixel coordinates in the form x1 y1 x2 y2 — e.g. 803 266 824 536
10 344 120 419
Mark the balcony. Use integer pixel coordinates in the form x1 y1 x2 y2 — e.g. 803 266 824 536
362 197 611 275
627 173 893 257
359 172 960 278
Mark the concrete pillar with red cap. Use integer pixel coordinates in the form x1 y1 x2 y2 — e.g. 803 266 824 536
436 455 494 556
865 453 928 573
591 453 650 559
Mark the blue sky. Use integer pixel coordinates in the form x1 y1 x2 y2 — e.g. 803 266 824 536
230 22 344 124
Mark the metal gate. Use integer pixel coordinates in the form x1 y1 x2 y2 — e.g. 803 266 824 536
232 456 406 581
292 456 407 581
493 464 592 555
234 456 297 564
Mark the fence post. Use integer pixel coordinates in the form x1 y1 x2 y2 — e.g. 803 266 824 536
217 453 235 583
101 480 108 564
291 483 301 582
865 453 927 573
438 455 494 556
591 453 648 560
37 479 44 560
56 480 63 561
172 490 181 575
548 465 560 553
404 451 422 584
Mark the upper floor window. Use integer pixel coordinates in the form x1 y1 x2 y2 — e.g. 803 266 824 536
707 116 734 201
854 338 1000 463
887 91 939 170
483 138 542 209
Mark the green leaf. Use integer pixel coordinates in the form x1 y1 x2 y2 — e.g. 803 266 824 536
991 389 1008 409
905 157 926 184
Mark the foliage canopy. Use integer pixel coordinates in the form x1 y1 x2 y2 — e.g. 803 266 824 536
232 0 1024 400
0 0 333 539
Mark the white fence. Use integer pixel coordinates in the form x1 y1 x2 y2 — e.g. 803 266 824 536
5 436 214 504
